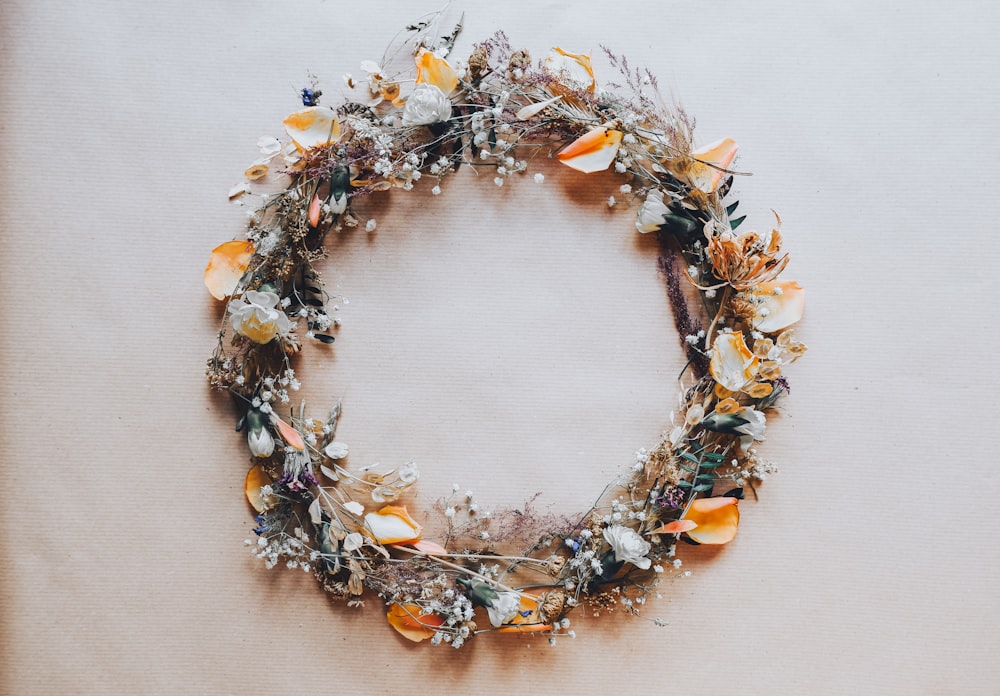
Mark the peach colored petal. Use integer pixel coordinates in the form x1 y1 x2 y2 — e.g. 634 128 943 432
204 240 254 300
415 50 458 93
272 417 305 451
688 137 738 193
244 464 272 513
685 497 739 544
308 195 322 227
364 505 423 544
387 603 445 642
709 332 759 392
556 127 623 173
748 280 806 333
495 594 551 632
654 519 698 534
409 539 449 555
282 107 341 150
515 95 562 121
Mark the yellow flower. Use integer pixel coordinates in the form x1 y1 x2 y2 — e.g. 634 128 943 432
687 138 738 193
709 332 759 392
228 290 292 344
364 505 423 544
556 126 623 173
204 240 254 300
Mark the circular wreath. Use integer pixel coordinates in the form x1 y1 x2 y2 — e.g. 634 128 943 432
205 18 807 648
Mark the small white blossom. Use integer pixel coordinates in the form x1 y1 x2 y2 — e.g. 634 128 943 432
533 173 545 184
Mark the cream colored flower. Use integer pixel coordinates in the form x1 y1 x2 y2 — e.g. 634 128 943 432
709 332 759 392
486 590 522 628
603 524 651 570
324 442 349 459
229 290 293 344
247 427 274 458
635 189 670 233
402 83 452 126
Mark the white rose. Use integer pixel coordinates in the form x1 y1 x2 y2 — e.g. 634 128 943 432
486 590 522 627
603 524 652 570
635 189 670 233
229 290 292 344
401 83 452 126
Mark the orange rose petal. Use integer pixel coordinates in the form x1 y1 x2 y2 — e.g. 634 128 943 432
308 194 322 227
556 127 623 173
415 50 458 93
272 417 305 451
688 137 738 193
244 464 272 513
204 240 254 300
749 280 806 333
685 497 739 544
387 603 445 642
654 519 698 534
283 107 341 150
364 505 423 544
498 623 554 634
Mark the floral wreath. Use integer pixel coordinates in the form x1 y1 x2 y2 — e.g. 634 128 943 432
205 17 806 648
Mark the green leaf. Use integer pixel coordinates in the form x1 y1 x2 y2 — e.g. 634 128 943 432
726 201 739 216
730 215 746 230
677 480 693 489
693 483 714 492
696 473 715 482
679 463 698 474
680 452 700 465
703 452 726 463
313 334 336 344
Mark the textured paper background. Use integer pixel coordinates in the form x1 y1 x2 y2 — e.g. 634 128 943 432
2 1 998 693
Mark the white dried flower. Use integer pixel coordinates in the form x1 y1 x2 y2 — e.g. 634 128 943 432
401 83 452 126
603 524 651 570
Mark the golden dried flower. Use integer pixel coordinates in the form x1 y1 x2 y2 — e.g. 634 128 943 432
467 44 489 81
746 382 774 398
715 397 740 415
706 219 789 291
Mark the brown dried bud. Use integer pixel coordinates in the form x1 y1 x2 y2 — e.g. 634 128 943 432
545 554 566 576
467 45 489 81
539 589 566 622
508 49 531 76
729 297 757 323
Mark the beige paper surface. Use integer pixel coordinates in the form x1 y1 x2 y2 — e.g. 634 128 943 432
2 1 998 693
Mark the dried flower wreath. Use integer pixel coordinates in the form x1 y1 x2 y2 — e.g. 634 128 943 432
205 16 806 648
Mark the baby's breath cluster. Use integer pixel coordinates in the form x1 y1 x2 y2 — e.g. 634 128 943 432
205 14 806 648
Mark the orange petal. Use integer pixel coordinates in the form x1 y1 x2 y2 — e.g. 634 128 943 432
283 107 341 150
204 240 254 300
387 603 445 642
409 539 449 555
747 280 806 333
308 194 322 227
556 127 623 173
654 519 698 534
684 497 739 544
272 417 305 451
499 594 551 632
244 464 272 513
415 50 458 93
688 137 738 193
364 505 423 544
